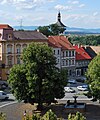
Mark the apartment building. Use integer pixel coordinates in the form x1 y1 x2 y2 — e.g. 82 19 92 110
0 24 48 80
48 35 76 76
73 45 92 76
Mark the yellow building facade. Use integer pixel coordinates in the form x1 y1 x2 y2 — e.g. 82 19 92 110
0 24 48 80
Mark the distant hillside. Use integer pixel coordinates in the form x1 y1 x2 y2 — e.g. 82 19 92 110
65 27 100 35
13 26 100 34
13 26 38 30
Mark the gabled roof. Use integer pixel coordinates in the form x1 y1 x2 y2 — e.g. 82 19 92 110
56 21 66 27
82 46 97 59
0 24 13 29
74 45 91 60
90 46 100 55
13 30 48 40
48 36 75 50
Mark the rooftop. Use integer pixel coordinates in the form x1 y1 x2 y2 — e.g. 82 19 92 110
0 24 13 29
48 35 75 50
74 45 91 60
13 30 48 40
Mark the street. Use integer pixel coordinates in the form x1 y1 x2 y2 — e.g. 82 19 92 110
0 81 100 120
0 81 91 108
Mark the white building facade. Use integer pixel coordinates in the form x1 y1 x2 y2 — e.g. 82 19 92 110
48 36 76 77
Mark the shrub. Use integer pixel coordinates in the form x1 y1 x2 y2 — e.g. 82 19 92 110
68 112 86 120
0 112 6 120
42 109 57 120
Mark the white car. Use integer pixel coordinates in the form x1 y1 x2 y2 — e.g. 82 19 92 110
68 79 76 84
64 87 75 93
77 85 88 91
0 91 9 100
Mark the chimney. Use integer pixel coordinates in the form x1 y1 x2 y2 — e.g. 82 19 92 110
78 44 80 48
73 44 75 46
81 45 83 47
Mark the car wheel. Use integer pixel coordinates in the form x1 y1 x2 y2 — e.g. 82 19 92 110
5 97 9 100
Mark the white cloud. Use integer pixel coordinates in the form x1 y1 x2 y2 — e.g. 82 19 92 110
79 4 85 8
55 5 72 11
68 0 79 4
0 0 55 9
72 1 79 4
93 12 98 16
64 14 87 21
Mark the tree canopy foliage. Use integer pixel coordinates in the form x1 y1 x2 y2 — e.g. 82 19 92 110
86 54 100 101
8 43 67 108
68 35 100 46
38 24 65 37
68 112 86 120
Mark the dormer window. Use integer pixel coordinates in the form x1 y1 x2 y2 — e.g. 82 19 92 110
8 34 12 40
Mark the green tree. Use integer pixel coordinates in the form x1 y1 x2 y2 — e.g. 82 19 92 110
86 54 100 102
50 24 65 35
68 112 86 120
43 109 57 120
0 112 6 120
38 26 52 37
8 43 67 109
38 24 65 37
69 35 100 46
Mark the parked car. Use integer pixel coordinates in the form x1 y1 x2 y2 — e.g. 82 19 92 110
0 82 8 90
68 79 76 84
77 85 88 91
0 91 9 100
64 87 75 93
76 77 86 83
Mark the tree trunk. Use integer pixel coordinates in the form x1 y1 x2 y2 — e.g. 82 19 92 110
37 77 43 110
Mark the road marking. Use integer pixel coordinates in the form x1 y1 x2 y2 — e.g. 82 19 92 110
0 101 18 108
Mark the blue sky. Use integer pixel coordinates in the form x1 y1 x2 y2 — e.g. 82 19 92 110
0 0 100 28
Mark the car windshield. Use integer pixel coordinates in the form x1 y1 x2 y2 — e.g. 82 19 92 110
82 85 88 88
2 92 6 95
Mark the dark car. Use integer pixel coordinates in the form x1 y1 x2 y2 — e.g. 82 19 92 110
0 82 8 90
76 77 86 83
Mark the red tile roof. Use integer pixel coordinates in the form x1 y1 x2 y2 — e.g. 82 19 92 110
74 45 91 60
0 24 13 29
48 36 75 50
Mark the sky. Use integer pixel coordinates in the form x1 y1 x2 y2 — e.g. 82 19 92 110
0 0 100 28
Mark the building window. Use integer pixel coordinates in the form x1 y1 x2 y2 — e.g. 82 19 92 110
66 51 68 57
22 44 27 49
7 44 12 54
69 60 71 65
66 60 68 66
16 44 21 54
58 50 59 55
63 51 64 57
72 51 74 56
62 60 64 66
57 59 59 63
7 56 12 66
17 56 20 64
69 51 71 57
72 59 74 65
8 34 12 40
54 50 55 55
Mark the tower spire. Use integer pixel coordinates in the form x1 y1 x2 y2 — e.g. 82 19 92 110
56 11 66 28
58 11 61 22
